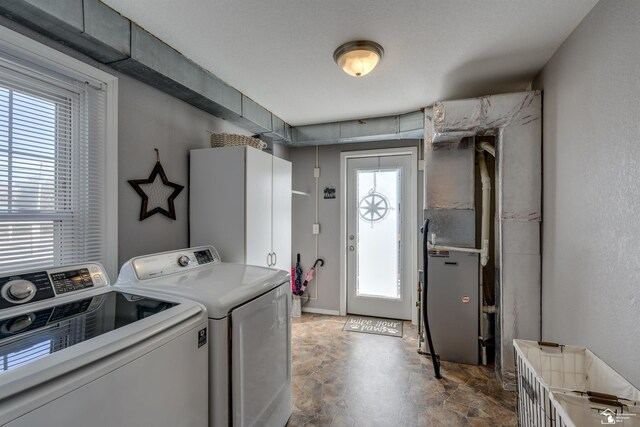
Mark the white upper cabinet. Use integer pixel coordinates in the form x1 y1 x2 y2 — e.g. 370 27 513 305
190 146 292 270
271 156 292 271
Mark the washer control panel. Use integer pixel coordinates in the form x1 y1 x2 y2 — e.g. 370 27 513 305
0 263 107 309
50 268 94 295
131 246 220 280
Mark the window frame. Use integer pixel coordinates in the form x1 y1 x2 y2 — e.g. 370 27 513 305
0 25 118 279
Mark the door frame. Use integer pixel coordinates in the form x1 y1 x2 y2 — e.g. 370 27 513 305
339 147 418 324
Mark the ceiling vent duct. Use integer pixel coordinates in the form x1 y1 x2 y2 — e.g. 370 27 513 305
290 110 424 146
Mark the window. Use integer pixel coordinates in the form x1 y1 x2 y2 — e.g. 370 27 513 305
0 27 117 276
0 340 52 372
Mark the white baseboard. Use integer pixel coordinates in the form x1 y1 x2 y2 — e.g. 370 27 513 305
301 307 340 316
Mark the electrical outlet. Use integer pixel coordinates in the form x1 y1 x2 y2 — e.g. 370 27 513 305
312 223 320 234
418 160 425 171
313 167 320 178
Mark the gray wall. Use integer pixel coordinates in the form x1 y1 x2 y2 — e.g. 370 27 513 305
290 140 424 313
533 0 640 387
116 71 250 266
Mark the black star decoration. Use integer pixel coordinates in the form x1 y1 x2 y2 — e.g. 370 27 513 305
128 161 184 221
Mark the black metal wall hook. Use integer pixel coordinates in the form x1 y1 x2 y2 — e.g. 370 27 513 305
312 259 324 269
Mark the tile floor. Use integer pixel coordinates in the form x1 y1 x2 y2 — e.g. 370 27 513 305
286 314 517 427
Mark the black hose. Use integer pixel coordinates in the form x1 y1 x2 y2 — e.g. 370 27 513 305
422 219 442 379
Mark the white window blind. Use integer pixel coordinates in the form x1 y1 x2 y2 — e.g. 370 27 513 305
0 56 108 274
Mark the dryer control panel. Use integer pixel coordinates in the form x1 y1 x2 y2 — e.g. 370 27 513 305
131 246 221 281
0 263 108 309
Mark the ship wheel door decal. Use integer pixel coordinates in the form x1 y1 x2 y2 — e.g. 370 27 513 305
359 189 390 224
358 167 394 227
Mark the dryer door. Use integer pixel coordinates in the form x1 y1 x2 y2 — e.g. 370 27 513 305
230 283 291 427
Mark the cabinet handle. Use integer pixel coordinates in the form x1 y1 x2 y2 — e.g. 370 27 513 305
267 253 272 266
273 252 277 266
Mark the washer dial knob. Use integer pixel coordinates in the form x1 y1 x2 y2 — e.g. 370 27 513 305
6 280 36 301
6 314 35 333
177 255 191 267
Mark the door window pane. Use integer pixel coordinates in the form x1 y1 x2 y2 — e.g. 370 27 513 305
356 168 401 299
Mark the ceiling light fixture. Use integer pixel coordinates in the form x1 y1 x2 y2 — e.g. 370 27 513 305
333 40 384 77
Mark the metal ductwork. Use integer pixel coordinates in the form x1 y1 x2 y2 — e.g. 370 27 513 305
290 110 424 146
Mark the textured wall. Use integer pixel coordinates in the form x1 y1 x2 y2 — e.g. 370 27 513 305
289 140 424 313
533 0 640 387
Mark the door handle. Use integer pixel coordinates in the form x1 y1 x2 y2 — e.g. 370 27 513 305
349 245 355 252
349 234 355 241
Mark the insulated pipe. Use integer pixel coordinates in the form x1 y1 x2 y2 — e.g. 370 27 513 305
475 141 495 157
478 152 491 267
427 244 482 254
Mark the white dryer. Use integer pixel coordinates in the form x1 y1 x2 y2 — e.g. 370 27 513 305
115 246 292 427
0 262 209 427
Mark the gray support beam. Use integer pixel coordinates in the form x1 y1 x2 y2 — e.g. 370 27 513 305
82 0 130 62
399 110 424 134
290 110 424 146
0 0 83 44
240 95 272 134
263 114 289 142
0 0 130 63
110 24 243 120
293 122 340 145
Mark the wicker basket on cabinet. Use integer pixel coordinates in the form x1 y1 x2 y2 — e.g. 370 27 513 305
209 133 267 150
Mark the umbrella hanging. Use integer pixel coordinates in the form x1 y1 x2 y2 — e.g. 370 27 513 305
300 258 324 294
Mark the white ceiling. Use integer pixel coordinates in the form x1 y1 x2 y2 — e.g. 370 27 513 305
102 0 597 126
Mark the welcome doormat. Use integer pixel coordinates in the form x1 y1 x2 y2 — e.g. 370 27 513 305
343 316 403 338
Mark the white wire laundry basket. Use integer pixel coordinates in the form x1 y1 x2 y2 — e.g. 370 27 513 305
549 391 640 426
513 339 640 426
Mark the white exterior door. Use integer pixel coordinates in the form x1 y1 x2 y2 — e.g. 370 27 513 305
245 147 273 268
271 156 292 271
346 154 413 320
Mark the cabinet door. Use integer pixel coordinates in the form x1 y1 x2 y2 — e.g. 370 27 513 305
271 156 292 271
245 147 273 267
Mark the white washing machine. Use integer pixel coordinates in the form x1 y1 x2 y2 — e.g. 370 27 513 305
115 246 292 427
0 262 209 427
